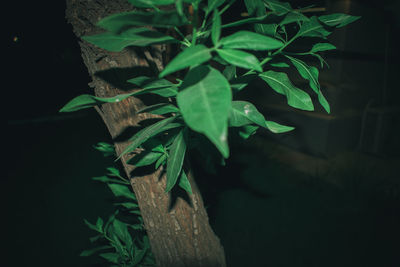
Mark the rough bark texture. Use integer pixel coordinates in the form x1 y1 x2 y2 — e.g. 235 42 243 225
65 1 226 266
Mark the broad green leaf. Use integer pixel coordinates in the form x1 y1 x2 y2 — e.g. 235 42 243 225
178 170 192 194
220 30 283 50
229 101 266 127
265 120 295 133
279 11 309 26
166 129 187 192
118 116 178 160
285 55 330 113
113 219 131 245
177 65 232 158
244 0 265 17
132 86 178 98
264 0 293 14
259 70 314 111
216 49 262 72
128 150 162 167
80 246 112 257
92 176 130 185
211 10 222 46
319 13 361 28
238 125 259 139
159 45 212 78
132 248 148 266
175 0 184 17
310 43 336 53
107 183 136 200
97 10 188 33
82 28 178 52
137 103 179 115
59 93 135 112
296 16 331 39
128 0 175 7
99 252 119 264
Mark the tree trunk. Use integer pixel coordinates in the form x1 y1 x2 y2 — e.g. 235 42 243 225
65 1 226 266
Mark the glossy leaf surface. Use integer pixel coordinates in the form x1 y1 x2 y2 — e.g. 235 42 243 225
59 93 135 112
211 10 222 46
137 103 179 115
319 13 361 28
166 129 187 192
177 65 231 158
217 49 262 72
259 70 314 111
159 45 212 78
220 30 283 50
229 101 266 127
285 55 330 113
178 170 192 194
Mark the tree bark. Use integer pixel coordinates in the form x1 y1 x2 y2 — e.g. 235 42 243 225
65 1 226 266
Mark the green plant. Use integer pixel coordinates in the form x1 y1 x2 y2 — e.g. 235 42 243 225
61 0 359 264
81 142 155 266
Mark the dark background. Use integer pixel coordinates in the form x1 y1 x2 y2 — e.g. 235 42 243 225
3 0 400 266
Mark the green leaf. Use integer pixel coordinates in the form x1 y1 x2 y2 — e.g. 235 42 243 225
99 252 120 264
137 103 179 115
264 0 293 15
285 55 330 113
310 43 336 53
155 153 167 169
166 129 187 192
128 150 162 167
113 219 131 245
220 30 283 50
93 142 115 157
82 28 178 52
132 248 148 266
222 14 269 28
96 217 104 232
296 16 331 39
216 49 262 72
118 116 178 160
269 61 290 68
238 125 259 139
106 167 124 178
178 170 192 194
265 120 295 133
59 93 135 112
127 76 179 97
84 219 102 233
97 10 188 33
229 101 266 127
177 65 232 158
319 13 361 28
211 10 222 46
279 11 310 26
259 70 314 111
222 65 236 80
80 246 112 257
107 183 136 200
159 45 212 78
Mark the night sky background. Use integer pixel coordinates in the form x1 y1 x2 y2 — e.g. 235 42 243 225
3 1 400 266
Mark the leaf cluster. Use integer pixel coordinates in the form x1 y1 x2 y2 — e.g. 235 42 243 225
82 145 155 266
61 0 360 193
